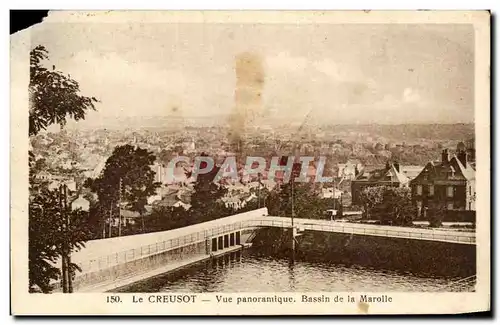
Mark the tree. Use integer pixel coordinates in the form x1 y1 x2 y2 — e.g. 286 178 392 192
88 145 160 236
266 162 330 220
28 45 99 292
145 206 190 232
358 186 385 219
380 187 416 226
242 184 271 212
188 155 230 223
29 45 98 136
336 201 344 219
359 186 416 226
29 188 90 293
428 206 446 228
269 182 329 219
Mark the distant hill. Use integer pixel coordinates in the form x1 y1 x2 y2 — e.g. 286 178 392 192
317 123 475 141
66 115 474 142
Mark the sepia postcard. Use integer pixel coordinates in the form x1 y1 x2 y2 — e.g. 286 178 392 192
10 10 491 315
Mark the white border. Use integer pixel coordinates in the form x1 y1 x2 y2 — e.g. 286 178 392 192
3 2 497 324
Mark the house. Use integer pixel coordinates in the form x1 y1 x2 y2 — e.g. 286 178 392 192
35 171 53 181
222 192 257 210
351 162 410 206
150 162 164 184
410 148 476 219
163 162 191 185
459 138 475 165
71 195 90 212
400 165 425 181
121 209 141 226
147 192 163 205
321 187 342 199
337 159 363 180
152 189 192 211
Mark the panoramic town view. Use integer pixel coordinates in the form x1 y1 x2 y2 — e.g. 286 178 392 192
26 14 477 294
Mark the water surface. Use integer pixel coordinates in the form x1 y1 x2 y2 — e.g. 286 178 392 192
121 248 463 292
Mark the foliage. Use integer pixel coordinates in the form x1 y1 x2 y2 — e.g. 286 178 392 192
143 206 190 232
29 186 91 293
380 187 416 226
88 144 160 235
188 155 231 223
266 163 330 219
428 206 447 228
28 45 98 292
336 202 344 218
29 45 98 136
358 186 385 219
267 182 330 220
359 186 416 226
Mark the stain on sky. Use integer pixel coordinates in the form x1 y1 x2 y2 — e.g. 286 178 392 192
228 52 265 157
10 10 48 34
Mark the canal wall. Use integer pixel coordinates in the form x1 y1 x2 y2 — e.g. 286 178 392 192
72 241 207 292
251 227 476 278
53 208 267 292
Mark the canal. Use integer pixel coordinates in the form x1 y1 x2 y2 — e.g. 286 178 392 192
115 247 468 293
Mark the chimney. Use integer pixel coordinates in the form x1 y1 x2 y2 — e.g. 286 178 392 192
441 149 449 164
457 150 468 166
393 162 400 173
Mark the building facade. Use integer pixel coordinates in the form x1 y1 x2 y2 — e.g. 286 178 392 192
337 159 363 180
409 149 476 218
351 162 410 206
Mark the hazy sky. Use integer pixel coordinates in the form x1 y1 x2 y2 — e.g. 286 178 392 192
29 12 475 127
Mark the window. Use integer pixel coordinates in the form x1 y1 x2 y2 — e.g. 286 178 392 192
416 185 423 195
448 166 455 179
446 186 454 198
428 185 434 196
447 202 454 210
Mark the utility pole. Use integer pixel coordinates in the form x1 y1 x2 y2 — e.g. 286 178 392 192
59 184 67 293
291 174 296 252
108 201 112 238
118 177 122 237
102 218 106 239
59 183 73 293
64 184 73 293
257 173 261 209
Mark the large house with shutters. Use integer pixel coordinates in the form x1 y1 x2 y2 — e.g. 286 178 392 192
409 148 476 219
351 162 410 206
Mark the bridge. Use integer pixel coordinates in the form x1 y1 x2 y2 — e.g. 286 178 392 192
57 208 475 292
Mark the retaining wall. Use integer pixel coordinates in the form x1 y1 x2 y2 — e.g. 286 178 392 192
251 228 476 278
71 241 206 291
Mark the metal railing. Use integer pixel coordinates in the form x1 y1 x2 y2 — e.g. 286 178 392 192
76 218 475 274
434 275 476 292
77 221 248 273
245 219 476 245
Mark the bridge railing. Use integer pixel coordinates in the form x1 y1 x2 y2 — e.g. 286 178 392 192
76 221 251 273
434 275 476 292
76 218 475 274
244 219 476 245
